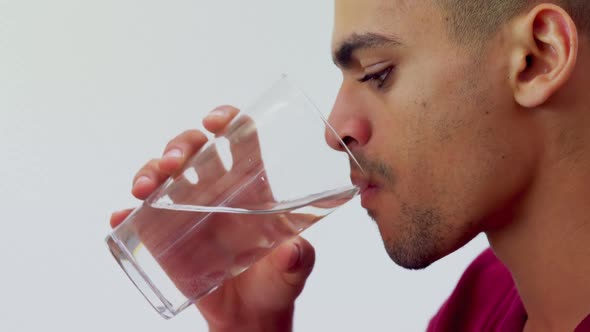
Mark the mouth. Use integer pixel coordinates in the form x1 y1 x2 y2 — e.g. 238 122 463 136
350 173 379 209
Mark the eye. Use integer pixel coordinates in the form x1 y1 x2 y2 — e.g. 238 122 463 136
358 66 394 90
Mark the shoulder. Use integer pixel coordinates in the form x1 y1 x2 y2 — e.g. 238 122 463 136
427 248 519 331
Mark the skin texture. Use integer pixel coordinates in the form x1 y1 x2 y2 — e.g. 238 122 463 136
111 1 590 331
111 107 316 332
328 1 590 331
329 0 539 270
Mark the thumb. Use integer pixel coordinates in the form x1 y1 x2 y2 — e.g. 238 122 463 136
270 237 316 295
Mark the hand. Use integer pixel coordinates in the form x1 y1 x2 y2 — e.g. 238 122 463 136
110 106 316 332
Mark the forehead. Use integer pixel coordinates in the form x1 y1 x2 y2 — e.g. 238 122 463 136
332 0 439 48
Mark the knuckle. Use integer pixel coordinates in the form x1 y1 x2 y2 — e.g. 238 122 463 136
166 130 207 151
138 159 159 175
184 129 207 143
214 104 240 112
147 158 160 168
133 159 161 185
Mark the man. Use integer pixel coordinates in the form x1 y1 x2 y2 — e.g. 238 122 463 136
111 0 590 331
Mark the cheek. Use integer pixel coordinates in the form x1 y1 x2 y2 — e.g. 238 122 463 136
379 104 532 233
455 121 537 229
365 53 534 230
426 73 536 228
416 112 536 232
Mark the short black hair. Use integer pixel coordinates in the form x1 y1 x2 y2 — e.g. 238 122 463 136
434 0 590 45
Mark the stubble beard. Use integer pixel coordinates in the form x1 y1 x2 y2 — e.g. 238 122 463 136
383 203 446 270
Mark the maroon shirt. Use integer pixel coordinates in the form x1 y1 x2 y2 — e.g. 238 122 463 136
427 248 590 331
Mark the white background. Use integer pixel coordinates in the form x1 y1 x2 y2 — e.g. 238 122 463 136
0 1 487 331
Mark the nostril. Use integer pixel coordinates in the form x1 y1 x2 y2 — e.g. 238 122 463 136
340 136 356 149
343 136 356 146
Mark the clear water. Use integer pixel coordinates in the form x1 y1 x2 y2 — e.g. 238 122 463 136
111 186 358 312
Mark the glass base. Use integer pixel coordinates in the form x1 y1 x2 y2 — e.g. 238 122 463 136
106 234 185 319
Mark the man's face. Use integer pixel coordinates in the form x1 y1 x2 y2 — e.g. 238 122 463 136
329 0 537 269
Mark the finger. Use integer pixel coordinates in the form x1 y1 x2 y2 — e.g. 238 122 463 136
202 105 240 135
165 145 227 205
191 144 227 183
159 130 208 175
226 115 264 170
224 115 275 201
132 159 169 200
110 208 133 228
271 237 316 290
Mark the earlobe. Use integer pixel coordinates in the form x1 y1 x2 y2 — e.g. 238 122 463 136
509 4 578 108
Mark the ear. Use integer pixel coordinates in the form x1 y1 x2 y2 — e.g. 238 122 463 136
508 4 578 108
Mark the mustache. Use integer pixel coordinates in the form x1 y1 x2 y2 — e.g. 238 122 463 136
349 152 395 184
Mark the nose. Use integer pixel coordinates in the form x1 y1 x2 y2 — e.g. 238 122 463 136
325 84 372 152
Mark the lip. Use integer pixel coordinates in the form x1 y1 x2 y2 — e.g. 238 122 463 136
360 185 379 208
351 173 379 208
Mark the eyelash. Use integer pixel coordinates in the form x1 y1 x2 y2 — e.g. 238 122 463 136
358 66 394 90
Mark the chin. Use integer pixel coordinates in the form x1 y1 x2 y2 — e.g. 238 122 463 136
382 229 446 270
383 226 477 271
377 202 452 270
386 245 439 270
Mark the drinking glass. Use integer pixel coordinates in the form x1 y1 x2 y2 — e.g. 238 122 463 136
106 76 362 319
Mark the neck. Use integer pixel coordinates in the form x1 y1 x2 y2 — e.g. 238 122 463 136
487 137 590 331
487 43 590 330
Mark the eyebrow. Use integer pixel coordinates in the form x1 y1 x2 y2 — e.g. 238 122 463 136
333 32 402 69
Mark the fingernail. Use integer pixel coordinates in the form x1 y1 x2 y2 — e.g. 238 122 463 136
163 148 183 160
209 108 228 118
114 209 128 215
134 176 151 187
111 209 129 220
287 243 302 271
